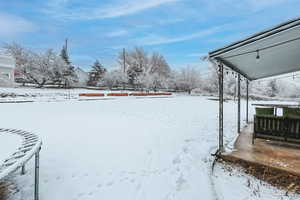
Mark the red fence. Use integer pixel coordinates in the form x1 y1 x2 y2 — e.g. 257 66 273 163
79 92 172 97
107 93 129 96
79 93 105 97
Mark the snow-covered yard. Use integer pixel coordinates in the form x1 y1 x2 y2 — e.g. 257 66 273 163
0 134 21 165
0 94 299 200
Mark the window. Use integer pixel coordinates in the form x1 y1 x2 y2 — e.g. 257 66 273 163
1 72 10 79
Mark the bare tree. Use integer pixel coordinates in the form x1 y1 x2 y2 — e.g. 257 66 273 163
174 66 201 94
103 69 127 89
117 47 171 91
4 42 73 88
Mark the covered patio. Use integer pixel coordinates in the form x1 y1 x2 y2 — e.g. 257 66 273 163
208 17 300 189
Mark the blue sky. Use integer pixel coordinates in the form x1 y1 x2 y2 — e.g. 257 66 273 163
0 0 299 71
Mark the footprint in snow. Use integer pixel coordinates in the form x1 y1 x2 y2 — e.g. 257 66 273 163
176 174 187 191
96 184 102 188
106 181 114 186
77 193 85 197
182 146 189 153
172 156 181 165
184 139 193 143
136 183 142 191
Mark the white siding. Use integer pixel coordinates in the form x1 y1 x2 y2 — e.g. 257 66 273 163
0 54 15 87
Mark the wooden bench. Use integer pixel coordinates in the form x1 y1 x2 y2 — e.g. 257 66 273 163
253 107 300 144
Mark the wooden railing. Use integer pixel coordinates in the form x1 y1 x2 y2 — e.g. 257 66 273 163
254 115 300 143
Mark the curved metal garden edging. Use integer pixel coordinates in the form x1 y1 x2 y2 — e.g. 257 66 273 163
0 128 42 200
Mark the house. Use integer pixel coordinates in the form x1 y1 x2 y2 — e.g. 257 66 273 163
74 67 89 87
0 53 15 87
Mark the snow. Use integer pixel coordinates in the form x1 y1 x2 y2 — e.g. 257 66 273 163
0 91 299 200
0 133 21 165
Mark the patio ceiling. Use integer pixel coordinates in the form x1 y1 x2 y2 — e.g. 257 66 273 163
209 17 300 81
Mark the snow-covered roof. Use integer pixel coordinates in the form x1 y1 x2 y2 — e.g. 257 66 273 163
208 17 300 80
0 53 15 69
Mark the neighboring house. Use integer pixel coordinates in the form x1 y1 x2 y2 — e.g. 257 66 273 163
74 67 89 87
0 53 15 87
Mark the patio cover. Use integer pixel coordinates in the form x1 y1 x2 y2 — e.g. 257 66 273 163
209 17 300 80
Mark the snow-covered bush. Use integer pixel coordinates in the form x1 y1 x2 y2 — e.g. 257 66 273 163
103 69 127 89
172 66 202 94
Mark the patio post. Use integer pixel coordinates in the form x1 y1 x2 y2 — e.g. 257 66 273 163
218 62 224 152
246 80 249 123
238 74 241 133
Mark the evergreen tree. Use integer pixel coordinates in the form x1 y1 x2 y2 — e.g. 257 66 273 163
88 60 107 86
60 46 71 65
59 42 78 88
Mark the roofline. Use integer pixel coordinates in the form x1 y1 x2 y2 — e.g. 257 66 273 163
0 65 15 69
209 17 300 58
250 67 300 81
217 57 252 80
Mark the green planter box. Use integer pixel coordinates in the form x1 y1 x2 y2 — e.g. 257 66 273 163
283 107 300 118
255 107 274 116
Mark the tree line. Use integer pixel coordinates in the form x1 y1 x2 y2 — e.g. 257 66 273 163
4 42 287 97
4 43 203 93
87 47 202 93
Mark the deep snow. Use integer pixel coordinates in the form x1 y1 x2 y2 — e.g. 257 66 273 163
0 94 299 200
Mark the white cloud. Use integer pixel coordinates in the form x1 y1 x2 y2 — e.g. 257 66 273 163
171 60 210 69
133 26 221 46
247 0 287 10
107 30 129 37
45 0 179 20
188 53 207 57
0 13 37 38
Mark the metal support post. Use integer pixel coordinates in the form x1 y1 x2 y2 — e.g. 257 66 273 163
34 148 41 200
21 165 25 175
246 80 249 123
218 63 224 152
238 74 241 133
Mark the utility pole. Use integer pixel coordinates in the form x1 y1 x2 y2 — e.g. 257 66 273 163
123 48 126 73
65 38 68 51
122 48 126 90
